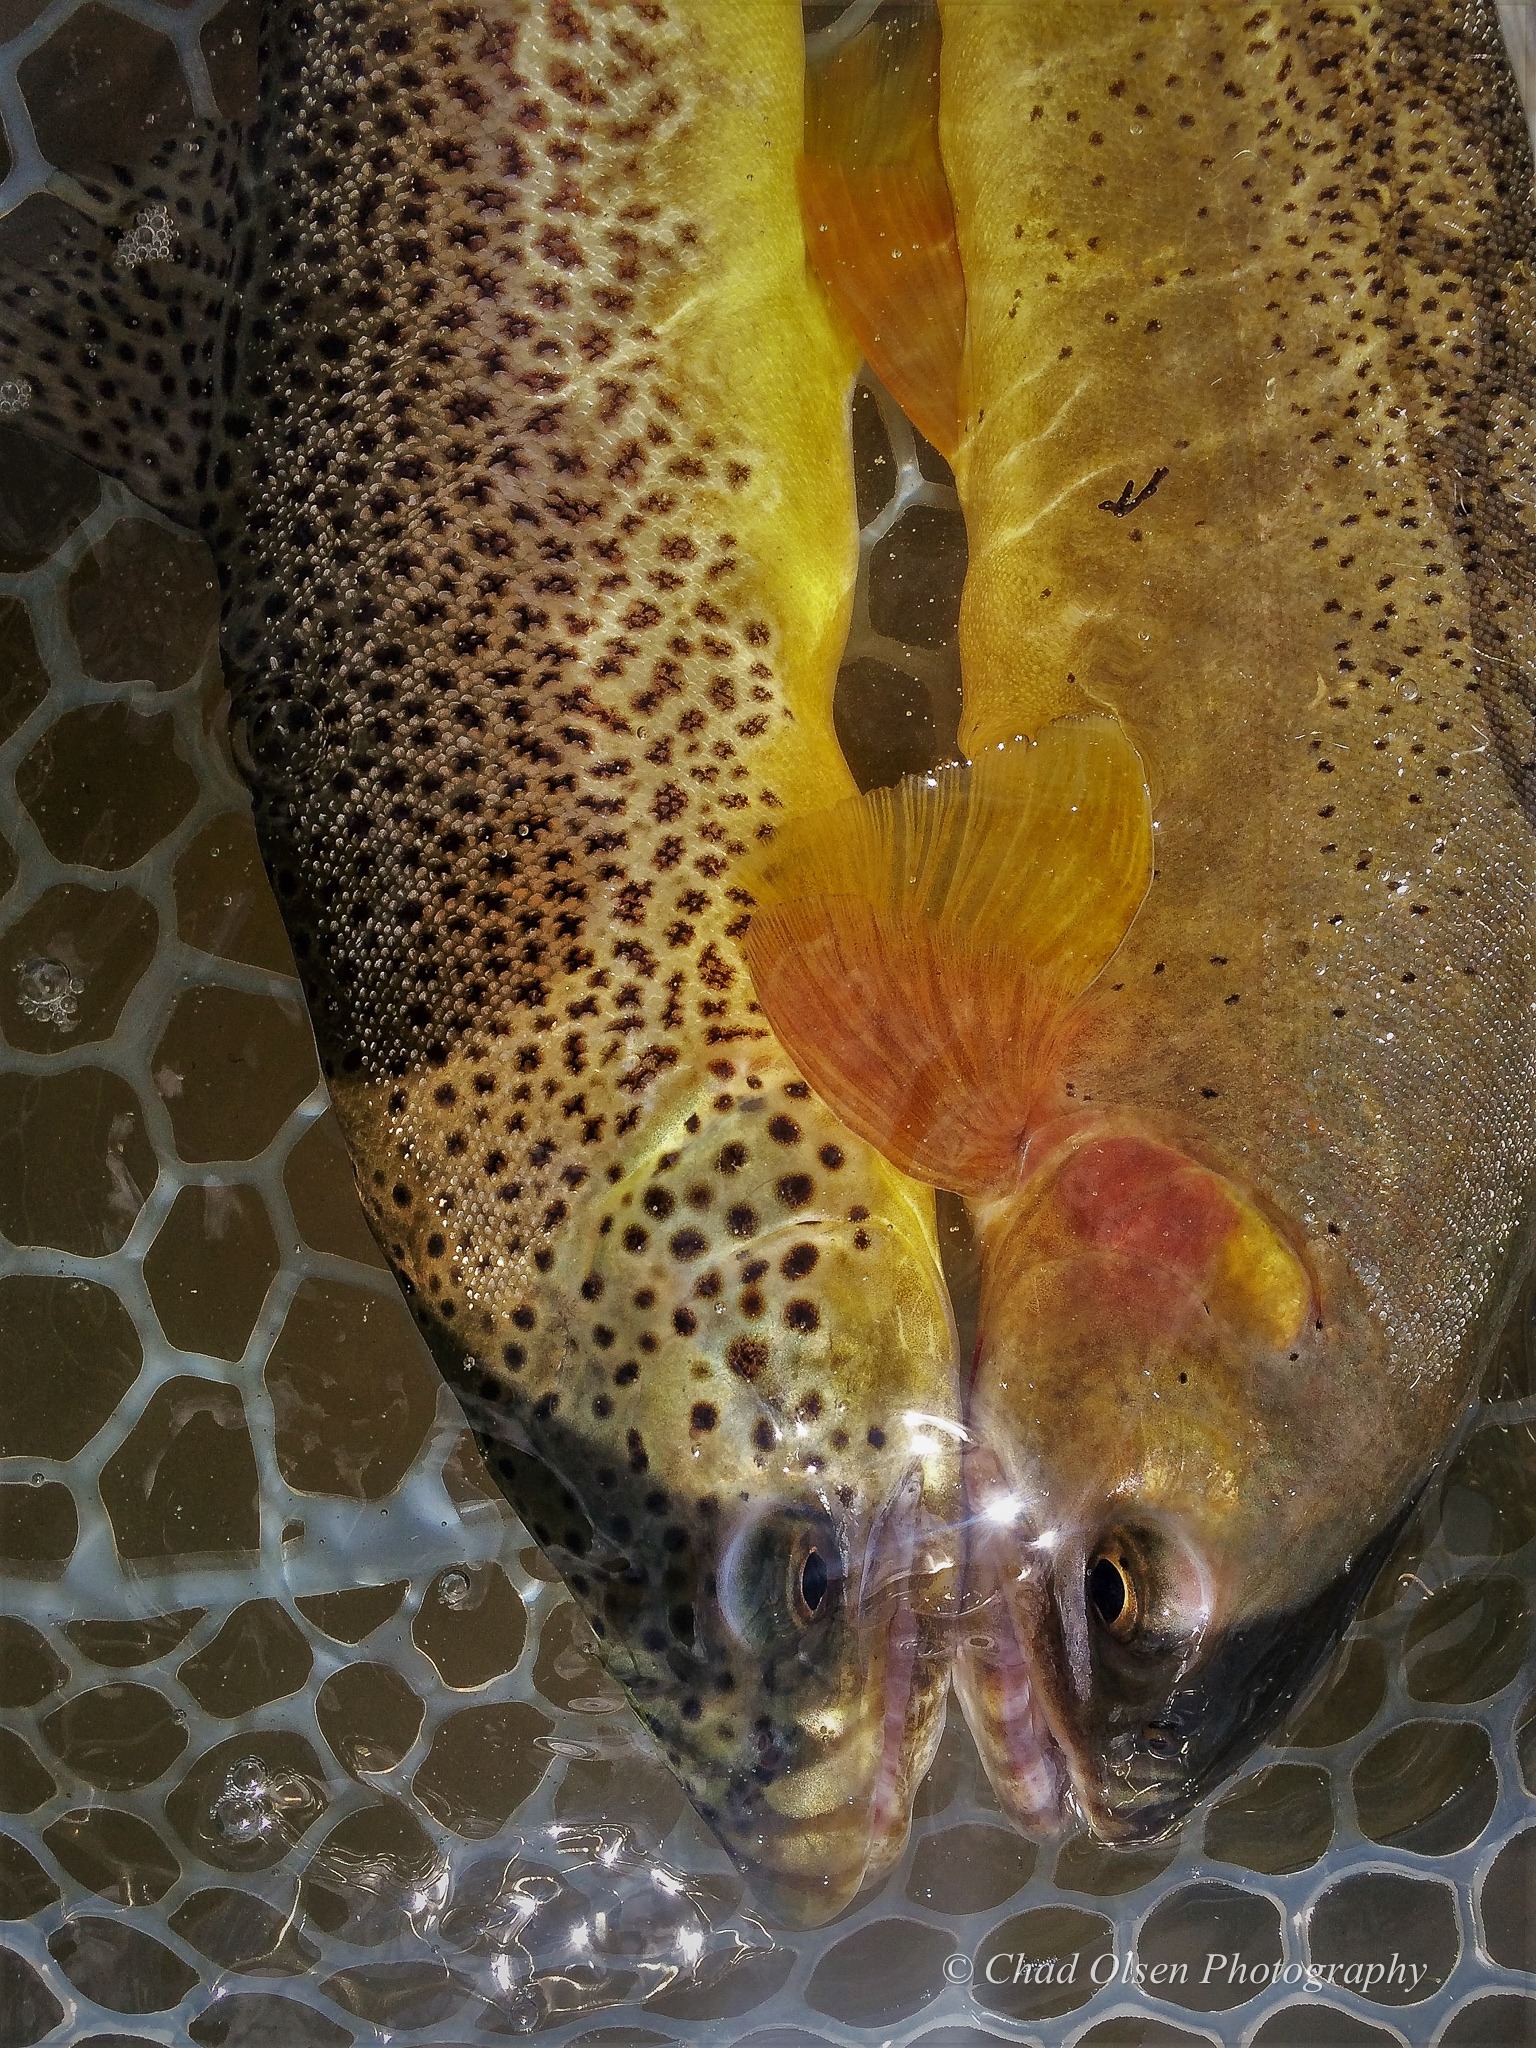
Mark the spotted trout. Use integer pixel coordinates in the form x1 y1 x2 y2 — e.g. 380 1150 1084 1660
0 0 964 1920
756 0 1536 1840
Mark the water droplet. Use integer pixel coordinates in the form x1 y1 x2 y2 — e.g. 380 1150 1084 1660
439 1569 472 1609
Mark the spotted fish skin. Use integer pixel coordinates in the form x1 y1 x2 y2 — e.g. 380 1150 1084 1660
0 0 962 1923
932 0 1536 1837
766 0 1536 1844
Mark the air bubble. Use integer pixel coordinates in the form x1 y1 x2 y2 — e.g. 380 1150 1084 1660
117 202 177 265
209 1755 317 1845
14 955 85 1032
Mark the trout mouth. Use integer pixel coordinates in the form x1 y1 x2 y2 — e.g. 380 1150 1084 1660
955 1492 1075 1837
862 1467 942 1882
867 1564 922 1859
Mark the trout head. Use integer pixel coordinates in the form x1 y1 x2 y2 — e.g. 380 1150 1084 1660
958 1122 1419 1844
480 1094 963 1926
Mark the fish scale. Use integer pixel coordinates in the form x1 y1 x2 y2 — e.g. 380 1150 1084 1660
0 0 963 1925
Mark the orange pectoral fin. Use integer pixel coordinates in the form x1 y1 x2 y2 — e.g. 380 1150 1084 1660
800 6 965 457
740 718 1152 1195
745 900 1080 1195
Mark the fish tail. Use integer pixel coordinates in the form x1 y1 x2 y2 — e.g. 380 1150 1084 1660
740 715 1152 1193
0 133 236 522
800 5 965 457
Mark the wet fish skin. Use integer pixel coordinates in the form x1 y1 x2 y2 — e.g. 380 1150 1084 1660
0 0 963 1921
940 0 1536 1838
770 0 1536 1841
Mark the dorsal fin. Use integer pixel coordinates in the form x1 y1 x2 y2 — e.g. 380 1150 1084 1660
741 716 1152 1194
799 6 965 457
0 130 239 526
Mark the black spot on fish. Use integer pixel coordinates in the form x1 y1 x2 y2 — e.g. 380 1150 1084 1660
728 1337 768 1380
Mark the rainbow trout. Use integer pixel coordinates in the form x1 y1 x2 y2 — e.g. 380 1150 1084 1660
0 0 963 1920
762 0 1536 1841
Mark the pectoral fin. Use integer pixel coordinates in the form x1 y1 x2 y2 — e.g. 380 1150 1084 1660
800 7 965 457
0 130 237 524
741 717 1152 1194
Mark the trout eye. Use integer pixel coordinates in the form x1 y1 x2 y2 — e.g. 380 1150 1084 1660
1087 1549 1139 1640
721 1503 842 1649
795 1544 830 1622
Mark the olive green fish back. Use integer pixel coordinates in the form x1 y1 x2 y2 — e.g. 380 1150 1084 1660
1388 0 1536 829
218 2 852 1078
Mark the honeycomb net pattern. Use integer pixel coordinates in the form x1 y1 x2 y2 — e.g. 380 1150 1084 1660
0 3 1534 2043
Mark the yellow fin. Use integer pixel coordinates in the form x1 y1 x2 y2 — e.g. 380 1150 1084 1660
800 7 965 457
741 717 1152 1194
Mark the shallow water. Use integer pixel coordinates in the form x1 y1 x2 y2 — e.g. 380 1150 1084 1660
1 4 1536 2045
